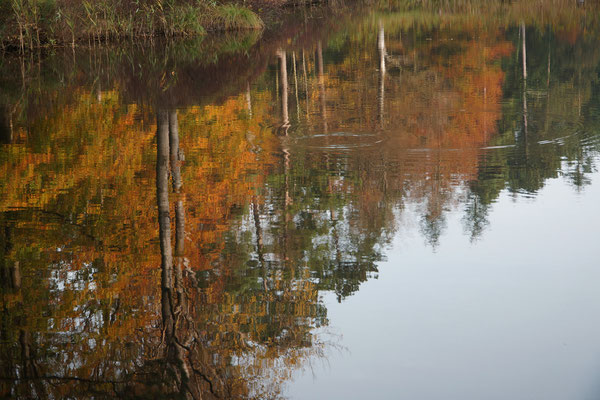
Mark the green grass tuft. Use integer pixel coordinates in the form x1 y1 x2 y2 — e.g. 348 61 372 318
0 0 265 50
213 4 264 31
167 4 206 36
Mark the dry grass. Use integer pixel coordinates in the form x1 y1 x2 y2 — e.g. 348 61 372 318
0 0 264 52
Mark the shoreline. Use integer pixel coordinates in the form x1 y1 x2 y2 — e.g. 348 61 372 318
0 0 318 53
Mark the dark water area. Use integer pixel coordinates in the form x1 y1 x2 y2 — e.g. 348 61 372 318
1 2 600 399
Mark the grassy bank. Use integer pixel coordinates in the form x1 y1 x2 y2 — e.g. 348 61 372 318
5 0 592 53
0 0 265 52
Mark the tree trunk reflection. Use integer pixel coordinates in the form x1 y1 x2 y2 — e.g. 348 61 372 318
156 110 212 399
378 20 386 127
317 41 328 133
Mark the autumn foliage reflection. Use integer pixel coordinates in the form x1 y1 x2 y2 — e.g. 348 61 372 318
2 4 600 398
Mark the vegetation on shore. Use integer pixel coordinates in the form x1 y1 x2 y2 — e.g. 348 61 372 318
0 0 265 52
2 0 595 53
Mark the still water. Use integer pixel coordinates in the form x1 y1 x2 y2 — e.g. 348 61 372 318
1 2 600 399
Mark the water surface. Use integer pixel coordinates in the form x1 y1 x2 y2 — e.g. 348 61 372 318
1 3 600 399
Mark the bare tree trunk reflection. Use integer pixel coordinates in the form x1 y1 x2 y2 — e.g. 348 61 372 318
544 27 552 135
156 110 204 399
276 50 292 262
521 22 527 81
0 106 13 144
378 20 386 128
246 82 253 117
156 110 175 341
293 51 301 121
169 111 188 317
521 22 528 139
168 110 186 263
317 41 328 133
252 196 268 291
11 261 21 289
18 330 46 398
1 225 21 290
277 50 290 135
169 110 183 193
302 49 310 121
547 29 551 89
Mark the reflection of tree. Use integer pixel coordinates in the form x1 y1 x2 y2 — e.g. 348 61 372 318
0 88 329 398
0 23 348 400
462 189 490 243
2 6 600 398
122 106 334 398
469 23 600 207
121 110 223 398
278 50 291 136
0 106 13 144
157 109 196 394
309 16 599 242
276 20 512 245
378 19 386 127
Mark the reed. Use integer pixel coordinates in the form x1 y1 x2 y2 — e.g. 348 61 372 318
0 0 263 52
208 4 264 31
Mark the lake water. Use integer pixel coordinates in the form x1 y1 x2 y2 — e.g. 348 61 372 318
1 3 600 399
